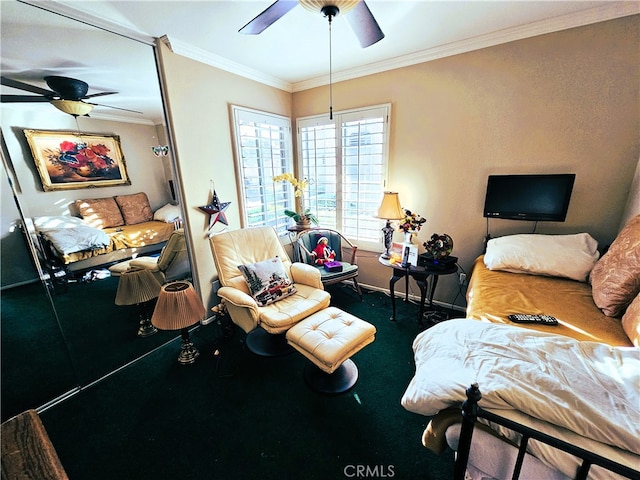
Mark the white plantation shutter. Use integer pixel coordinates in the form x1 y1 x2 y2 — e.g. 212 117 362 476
297 104 390 250
231 106 294 234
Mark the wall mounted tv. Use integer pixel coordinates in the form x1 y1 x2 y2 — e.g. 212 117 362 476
483 174 576 222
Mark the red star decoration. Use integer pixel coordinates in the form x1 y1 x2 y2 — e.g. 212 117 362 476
199 190 230 229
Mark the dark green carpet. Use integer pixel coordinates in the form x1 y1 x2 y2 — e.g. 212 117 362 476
39 286 460 479
1 276 180 421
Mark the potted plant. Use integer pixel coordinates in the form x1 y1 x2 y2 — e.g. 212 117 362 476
273 173 319 227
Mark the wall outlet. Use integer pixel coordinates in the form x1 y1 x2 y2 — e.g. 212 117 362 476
459 273 467 285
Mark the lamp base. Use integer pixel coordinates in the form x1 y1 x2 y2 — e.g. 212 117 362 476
177 329 199 365
138 315 158 337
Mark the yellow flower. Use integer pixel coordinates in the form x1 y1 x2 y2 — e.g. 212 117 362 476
273 173 308 198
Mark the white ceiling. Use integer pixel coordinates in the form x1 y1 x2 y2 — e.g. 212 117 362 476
1 0 638 124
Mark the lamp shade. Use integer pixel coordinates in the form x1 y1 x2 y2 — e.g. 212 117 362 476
376 192 404 220
115 267 162 306
151 281 205 331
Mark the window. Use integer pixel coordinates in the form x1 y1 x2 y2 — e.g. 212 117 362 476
231 106 294 234
297 104 390 250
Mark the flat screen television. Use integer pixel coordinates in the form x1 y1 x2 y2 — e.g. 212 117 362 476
483 174 575 222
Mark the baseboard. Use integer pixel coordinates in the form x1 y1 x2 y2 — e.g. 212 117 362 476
357 281 466 313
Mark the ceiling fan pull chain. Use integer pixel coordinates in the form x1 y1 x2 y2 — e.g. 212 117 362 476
328 11 333 120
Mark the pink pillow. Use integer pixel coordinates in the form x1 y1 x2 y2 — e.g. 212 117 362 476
621 293 640 347
590 215 640 317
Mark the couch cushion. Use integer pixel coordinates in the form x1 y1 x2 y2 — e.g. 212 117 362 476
590 215 640 317
74 197 124 228
153 202 181 223
622 293 640 347
484 233 600 282
115 192 153 225
238 257 297 307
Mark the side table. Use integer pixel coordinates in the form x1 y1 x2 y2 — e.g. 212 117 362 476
378 256 458 325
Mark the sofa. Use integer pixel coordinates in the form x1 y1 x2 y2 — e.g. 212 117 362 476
30 192 181 274
402 215 640 479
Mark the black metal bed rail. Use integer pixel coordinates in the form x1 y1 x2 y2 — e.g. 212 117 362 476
453 383 640 480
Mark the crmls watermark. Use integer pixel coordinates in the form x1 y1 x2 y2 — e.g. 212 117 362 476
343 465 395 478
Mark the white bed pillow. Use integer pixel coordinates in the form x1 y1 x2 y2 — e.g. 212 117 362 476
34 216 110 255
484 233 600 282
153 203 181 223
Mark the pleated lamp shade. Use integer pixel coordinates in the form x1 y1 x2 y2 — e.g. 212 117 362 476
151 281 205 331
115 267 162 306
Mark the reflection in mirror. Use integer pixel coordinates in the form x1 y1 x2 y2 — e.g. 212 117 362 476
1 137 78 421
0 1 190 416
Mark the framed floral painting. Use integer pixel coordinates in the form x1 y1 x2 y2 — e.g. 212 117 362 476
24 129 131 191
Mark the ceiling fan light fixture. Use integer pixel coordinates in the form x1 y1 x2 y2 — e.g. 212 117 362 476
50 99 94 117
299 0 359 15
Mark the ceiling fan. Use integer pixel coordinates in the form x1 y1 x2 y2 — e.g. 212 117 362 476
0 75 142 117
239 0 385 48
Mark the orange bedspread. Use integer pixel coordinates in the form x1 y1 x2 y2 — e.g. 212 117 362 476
59 221 175 264
466 255 632 346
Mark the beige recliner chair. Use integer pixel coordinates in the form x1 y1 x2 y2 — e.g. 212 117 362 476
109 228 190 283
210 226 331 356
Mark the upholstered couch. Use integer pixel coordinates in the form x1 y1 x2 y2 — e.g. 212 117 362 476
31 192 180 273
466 214 640 347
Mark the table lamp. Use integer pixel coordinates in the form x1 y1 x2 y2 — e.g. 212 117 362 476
115 266 162 337
376 191 404 258
151 281 206 365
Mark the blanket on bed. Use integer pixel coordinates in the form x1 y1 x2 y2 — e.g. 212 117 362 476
401 319 640 458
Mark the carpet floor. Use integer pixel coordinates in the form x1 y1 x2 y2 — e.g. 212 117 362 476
39 286 462 479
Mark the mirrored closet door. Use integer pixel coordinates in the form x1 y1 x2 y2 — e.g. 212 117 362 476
0 1 190 420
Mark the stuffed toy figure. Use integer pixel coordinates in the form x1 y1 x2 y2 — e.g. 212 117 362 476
312 236 336 266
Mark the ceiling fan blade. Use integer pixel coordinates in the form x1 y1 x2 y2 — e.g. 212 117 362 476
345 0 385 48
1 76 54 97
239 0 298 35
1 95 51 103
83 91 118 99
87 102 142 114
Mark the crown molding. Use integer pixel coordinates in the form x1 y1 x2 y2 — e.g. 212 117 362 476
159 37 293 93
18 0 156 45
292 2 640 92
88 112 156 126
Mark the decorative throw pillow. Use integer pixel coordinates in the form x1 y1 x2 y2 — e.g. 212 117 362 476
621 293 640 347
153 203 181 223
74 197 124 228
590 214 640 317
115 192 153 225
484 233 600 282
238 257 297 307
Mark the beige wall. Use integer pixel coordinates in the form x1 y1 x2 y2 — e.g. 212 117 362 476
159 15 639 313
157 40 293 307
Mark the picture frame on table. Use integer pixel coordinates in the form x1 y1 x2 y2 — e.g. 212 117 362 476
24 129 131 191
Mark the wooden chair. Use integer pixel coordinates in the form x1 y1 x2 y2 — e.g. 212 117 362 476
296 228 363 299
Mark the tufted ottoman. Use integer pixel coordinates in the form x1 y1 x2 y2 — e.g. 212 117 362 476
286 306 376 394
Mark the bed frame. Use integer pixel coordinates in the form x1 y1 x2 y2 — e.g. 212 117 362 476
454 383 640 480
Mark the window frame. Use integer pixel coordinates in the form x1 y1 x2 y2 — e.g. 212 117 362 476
296 103 391 251
230 105 294 235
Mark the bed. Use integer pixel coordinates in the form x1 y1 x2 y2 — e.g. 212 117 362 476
28 192 181 277
401 216 640 480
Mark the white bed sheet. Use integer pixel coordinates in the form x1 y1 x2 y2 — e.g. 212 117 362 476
401 319 640 478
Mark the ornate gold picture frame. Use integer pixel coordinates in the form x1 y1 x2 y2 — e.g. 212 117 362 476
24 129 131 191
